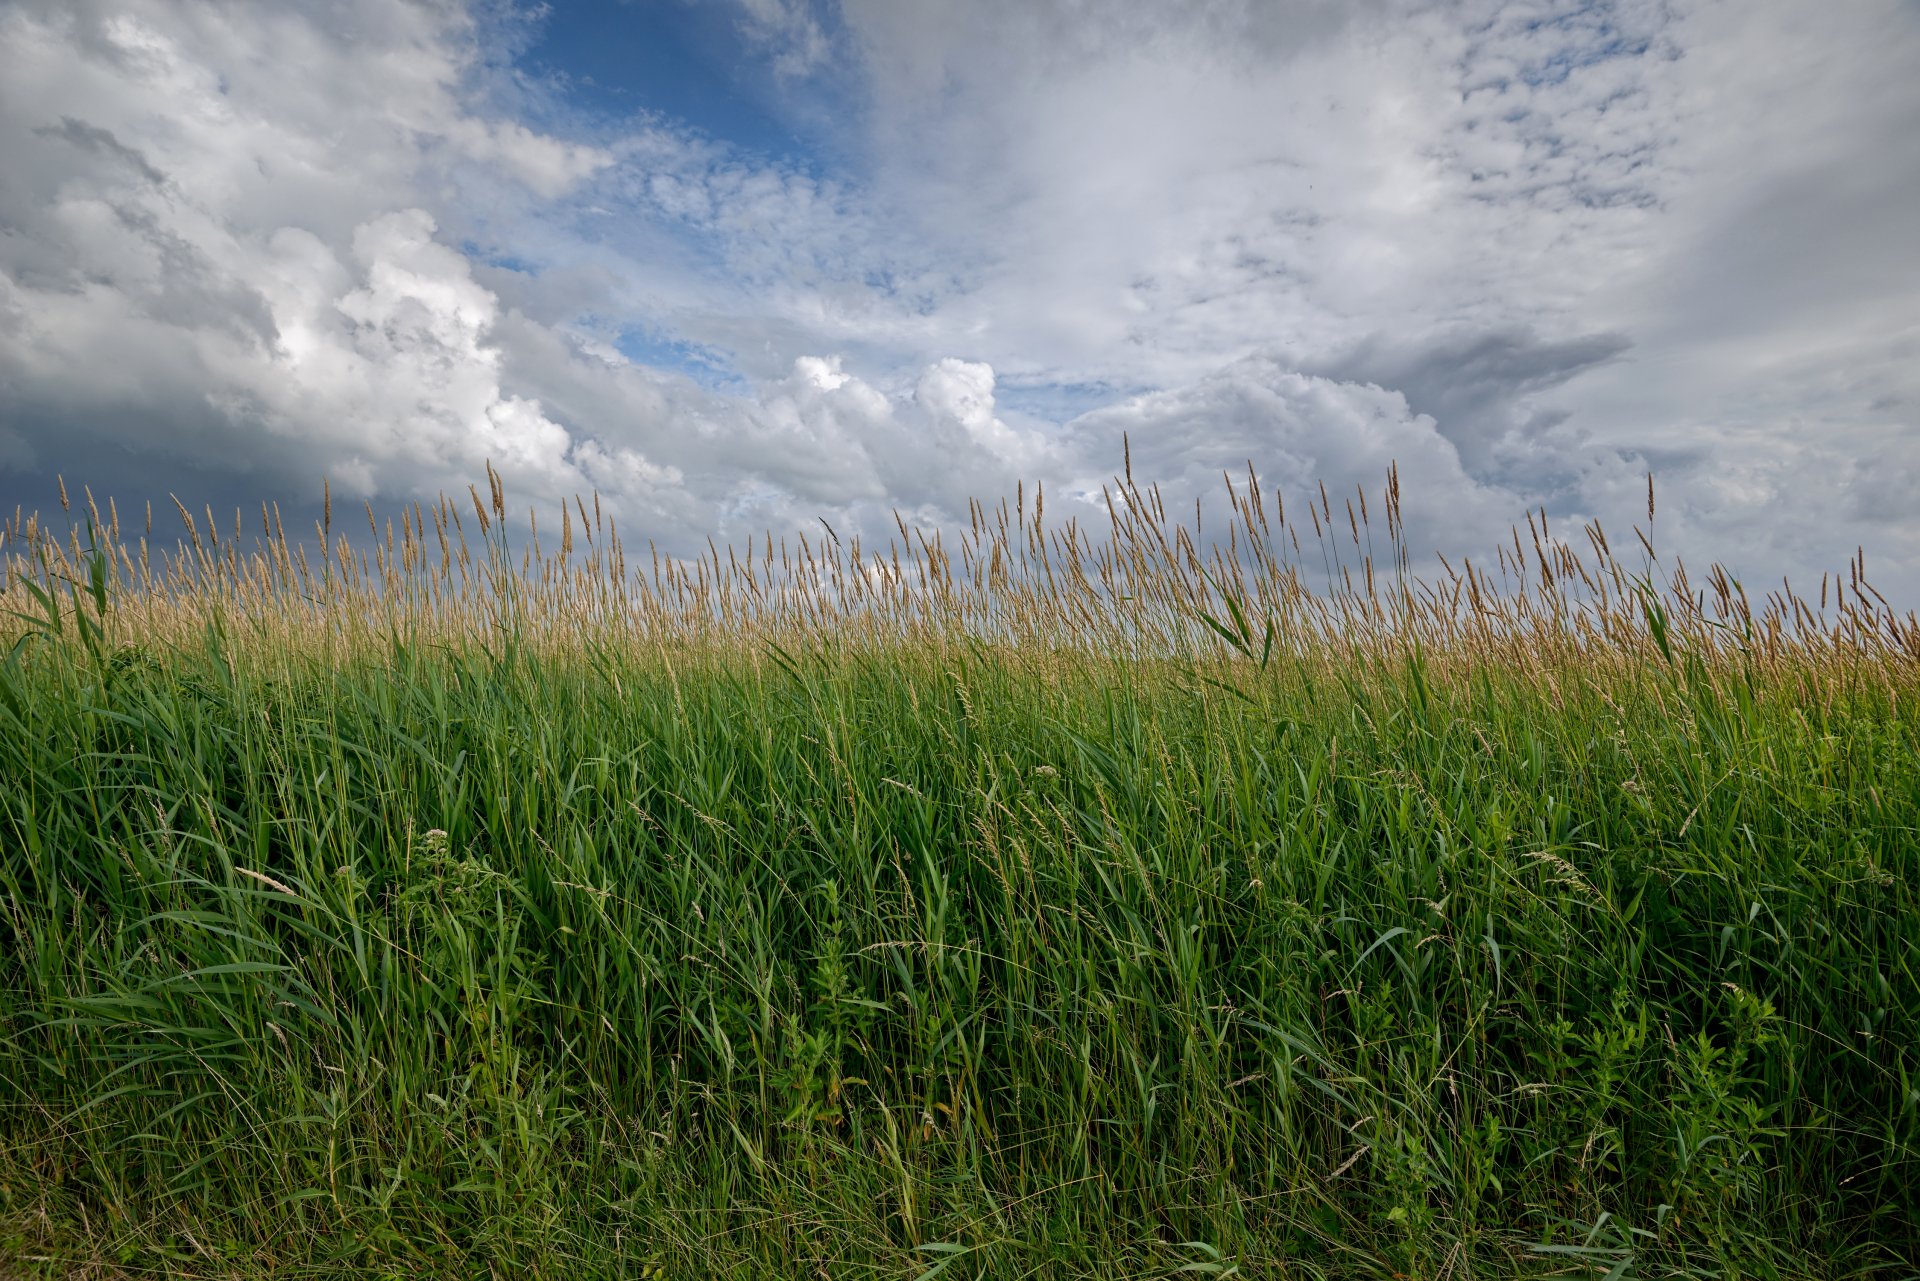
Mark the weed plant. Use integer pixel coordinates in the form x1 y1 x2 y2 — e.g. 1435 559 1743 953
0 463 1916 1278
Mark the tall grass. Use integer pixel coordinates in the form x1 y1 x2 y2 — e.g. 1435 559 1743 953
0 462 1915 1278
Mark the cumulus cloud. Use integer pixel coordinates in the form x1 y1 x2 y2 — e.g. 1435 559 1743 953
0 0 629 509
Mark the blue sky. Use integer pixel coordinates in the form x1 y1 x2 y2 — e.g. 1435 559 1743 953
516 2 821 164
0 0 1916 600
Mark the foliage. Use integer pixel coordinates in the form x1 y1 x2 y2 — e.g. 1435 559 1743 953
1 466 1916 1277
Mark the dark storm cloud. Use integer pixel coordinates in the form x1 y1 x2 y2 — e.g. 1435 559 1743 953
33 116 169 187
1304 326 1633 478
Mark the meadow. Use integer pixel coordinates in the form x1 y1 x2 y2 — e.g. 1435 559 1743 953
1 462 1916 1278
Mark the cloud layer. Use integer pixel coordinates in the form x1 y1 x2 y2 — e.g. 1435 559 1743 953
0 0 1915 600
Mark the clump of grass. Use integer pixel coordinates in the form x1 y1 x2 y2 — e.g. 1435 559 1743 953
0 462 1915 1278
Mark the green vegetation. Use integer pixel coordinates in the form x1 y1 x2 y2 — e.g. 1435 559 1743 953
1 468 1916 1277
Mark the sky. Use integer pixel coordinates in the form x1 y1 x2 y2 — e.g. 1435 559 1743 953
1 0 1916 603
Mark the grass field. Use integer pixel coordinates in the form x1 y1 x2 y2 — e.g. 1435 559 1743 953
1 465 1916 1278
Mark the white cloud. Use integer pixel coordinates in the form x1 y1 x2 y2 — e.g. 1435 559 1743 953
0 0 632 507
753 0 1919 597
734 0 833 79
445 117 612 200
